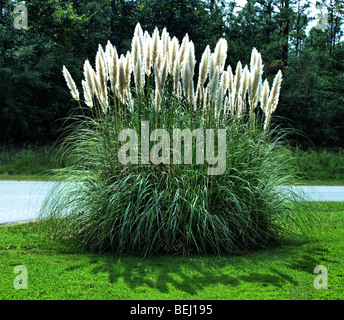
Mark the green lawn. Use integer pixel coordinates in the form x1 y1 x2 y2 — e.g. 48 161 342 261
1 147 344 185
0 174 58 182
0 147 64 182
0 174 61 182
0 202 343 300
292 179 344 186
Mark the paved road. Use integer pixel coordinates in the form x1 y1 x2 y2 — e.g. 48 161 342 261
287 186 344 202
0 181 55 225
0 181 344 225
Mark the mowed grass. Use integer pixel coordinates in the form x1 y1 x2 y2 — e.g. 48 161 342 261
294 179 344 186
1 147 344 186
0 202 343 300
288 148 344 186
0 147 64 181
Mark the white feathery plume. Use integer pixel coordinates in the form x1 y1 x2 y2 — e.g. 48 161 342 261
177 81 183 99
159 53 168 92
239 65 249 117
182 41 195 103
70 25 283 128
109 46 118 95
178 33 189 67
234 61 242 95
156 40 164 71
237 96 245 119
215 87 223 119
144 31 152 76
169 36 179 77
264 70 282 130
198 45 210 88
97 45 108 81
260 79 270 112
105 40 114 65
209 53 215 83
182 61 190 97
266 70 282 114
231 61 242 116
220 70 228 95
62 65 80 102
95 45 108 100
154 64 163 112
134 22 143 40
227 64 233 97
82 80 93 108
224 95 230 116
209 38 227 82
249 48 263 109
131 33 141 74
213 38 227 73
83 60 96 98
161 27 170 57
97 45 110 111
173 59 180 95
124 51 132 87
195 84 203 110
154 54 169 111
117 56 126 99
151 27 160 68
203 84 210 111
185 41 196 74
134 23 144 61
250 48 258 74
182 61 193 103
210 66 219 102
241 65 250 99
134 58 142 93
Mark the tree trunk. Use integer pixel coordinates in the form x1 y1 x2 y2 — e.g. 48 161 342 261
295 0 300 55
281 0 290 66
0 0 4 24
329 0 334 55
111 0 116 43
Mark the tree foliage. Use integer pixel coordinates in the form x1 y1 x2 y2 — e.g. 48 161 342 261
0 0 343 148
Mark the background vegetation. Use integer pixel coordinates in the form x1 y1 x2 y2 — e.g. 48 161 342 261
0 0 343 150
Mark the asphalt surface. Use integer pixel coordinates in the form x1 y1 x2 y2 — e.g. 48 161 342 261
0 181 55 225
0 181 344 225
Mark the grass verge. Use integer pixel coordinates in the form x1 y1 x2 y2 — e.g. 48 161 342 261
0 147 65 181
0 174 60 182
288 148 344 185
0 202 343 300
292 179 344 186
1 147 343 186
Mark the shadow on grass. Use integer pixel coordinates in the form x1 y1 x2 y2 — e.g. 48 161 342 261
285 247 330 273
66 241 328 295
90 255 243 295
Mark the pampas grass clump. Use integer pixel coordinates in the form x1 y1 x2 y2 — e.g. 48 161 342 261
41 23 312 256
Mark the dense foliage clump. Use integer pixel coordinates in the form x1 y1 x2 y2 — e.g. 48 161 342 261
41 24 311 256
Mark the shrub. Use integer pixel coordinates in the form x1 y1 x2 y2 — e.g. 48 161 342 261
41 24 311 256
291 148 344 181
0 147 63 176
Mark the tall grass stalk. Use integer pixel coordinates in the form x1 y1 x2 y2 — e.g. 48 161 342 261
41 24 314 256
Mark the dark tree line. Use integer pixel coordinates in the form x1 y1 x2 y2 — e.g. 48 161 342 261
0 0 343 148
